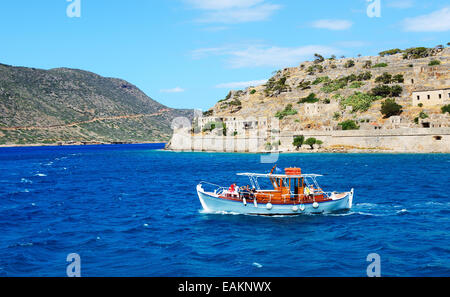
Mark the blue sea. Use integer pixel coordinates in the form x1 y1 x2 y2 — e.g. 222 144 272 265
0 144 449 277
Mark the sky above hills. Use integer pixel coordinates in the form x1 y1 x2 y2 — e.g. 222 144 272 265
0 0 449 110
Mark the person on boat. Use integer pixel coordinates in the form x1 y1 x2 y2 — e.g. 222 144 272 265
250 187 256 199
304 184 312 199
229 184 236 193
241 185 251 199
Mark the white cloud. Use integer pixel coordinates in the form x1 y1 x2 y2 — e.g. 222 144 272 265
192 45 338 69
191 47 231 59
387 0 414 9
215 79 268 89
160 87 185 93
185 0 264 10
311 19 353 31
227 45 338 68
402 7 450 32
202 26 229 32
184 0 280 23
335 41 368 48
197 4 281 23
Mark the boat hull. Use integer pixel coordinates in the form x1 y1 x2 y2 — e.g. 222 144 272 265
197 185 353 216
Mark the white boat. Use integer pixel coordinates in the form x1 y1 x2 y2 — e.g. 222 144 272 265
197 166 354 216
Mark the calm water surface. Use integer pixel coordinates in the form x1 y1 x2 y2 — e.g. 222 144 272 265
0 144 449 276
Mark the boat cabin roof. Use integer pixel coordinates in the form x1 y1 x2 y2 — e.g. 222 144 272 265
237 173 322 179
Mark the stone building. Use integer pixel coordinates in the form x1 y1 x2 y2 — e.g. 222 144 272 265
412 88 450 107
383 116 412 129
301 101 340 118
196 116 270 135
419 114 450 128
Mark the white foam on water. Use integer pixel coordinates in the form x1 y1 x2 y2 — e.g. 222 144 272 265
21 178 32 184
356 203 377 207
35 173 47 177
252 262 263 268
325 212 357 217
198 209 241 216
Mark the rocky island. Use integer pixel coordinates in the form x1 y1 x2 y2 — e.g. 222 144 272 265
169 45 450 153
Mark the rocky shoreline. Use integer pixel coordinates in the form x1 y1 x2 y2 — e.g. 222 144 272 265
0 141 166 148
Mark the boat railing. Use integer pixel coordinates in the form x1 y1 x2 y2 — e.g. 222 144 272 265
199 182 278 203
281 192 333 203
198 181 227 195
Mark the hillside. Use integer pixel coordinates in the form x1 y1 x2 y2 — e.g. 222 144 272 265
0 64 192 145
203 45 450 133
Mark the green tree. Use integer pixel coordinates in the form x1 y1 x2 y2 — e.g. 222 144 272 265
392 74 404 83
338 120 359 130
304 138 317 149
403 47 430 59
298 93 319 104
293 135 305 149
372 62 388 68
275 104 298 119
375 73 392 84
344 60 355 68
314 53 325 64
371 85 402 97
363 60 372 69
379 48 402 57
381 99 403 118
428 60 441 66
441 104 450 114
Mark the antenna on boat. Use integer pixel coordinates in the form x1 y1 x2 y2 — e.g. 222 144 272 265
270 164 277 174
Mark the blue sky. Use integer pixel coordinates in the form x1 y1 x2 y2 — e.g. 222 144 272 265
0 0 449 110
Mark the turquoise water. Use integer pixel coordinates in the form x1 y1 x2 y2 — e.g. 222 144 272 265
0 144 449 276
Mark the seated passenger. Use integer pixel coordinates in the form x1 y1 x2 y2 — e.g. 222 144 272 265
304 185 311 199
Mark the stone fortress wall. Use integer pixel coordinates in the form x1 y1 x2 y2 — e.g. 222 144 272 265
169 127 450 153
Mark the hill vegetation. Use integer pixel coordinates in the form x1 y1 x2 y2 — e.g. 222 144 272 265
0 64 192 145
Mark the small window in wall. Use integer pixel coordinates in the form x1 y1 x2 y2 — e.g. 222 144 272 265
417 95 420 100
448 93 450 98
411 79 414 84
439 94 442 99
427 95 431 99
433 136 442 141
422 122 430 128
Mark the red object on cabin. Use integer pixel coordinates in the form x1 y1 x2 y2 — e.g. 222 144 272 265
285 168 302 175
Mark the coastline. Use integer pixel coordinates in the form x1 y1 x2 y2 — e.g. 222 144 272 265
165 148 450 154
0 141 167 148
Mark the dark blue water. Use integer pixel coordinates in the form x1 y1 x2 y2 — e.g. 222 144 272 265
0 144 449 276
